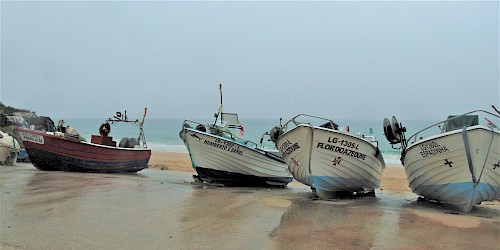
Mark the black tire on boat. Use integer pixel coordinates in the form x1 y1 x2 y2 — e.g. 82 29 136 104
119 137 128 148
195 124 206 132
119 137 139 148
128 138 138 147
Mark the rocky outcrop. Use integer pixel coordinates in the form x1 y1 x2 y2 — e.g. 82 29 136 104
1 102 54 133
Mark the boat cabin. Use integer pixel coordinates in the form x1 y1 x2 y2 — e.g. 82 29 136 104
442 115 479 133
91 135 116 147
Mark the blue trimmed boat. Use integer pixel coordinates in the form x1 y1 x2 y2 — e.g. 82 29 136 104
383 109 500 212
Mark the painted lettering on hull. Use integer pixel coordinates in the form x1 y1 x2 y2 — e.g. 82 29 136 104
419 141 449 158
327 137 359 150
199 136 243 155
332 156 342 166
19 131 44 144
279 140 301 158
316 142 367 161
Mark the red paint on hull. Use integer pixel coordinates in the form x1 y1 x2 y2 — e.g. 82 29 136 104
16 128 151 172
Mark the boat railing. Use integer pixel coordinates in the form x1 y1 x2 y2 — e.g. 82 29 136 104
258 132 277 149
183 119 231 138
360 135 379 147
104 109 148 148
282 114 337 132
281 114 378 145
182 119 261 149
406 109 500 144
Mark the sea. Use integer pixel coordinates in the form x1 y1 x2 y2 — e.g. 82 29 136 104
63 117 440 166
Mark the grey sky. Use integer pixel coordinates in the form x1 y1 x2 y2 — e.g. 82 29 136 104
1 1 498 120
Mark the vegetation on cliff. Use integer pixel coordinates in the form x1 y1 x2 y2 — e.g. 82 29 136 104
0 102 33 116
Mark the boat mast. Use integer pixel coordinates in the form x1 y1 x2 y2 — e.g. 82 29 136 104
219 83 223 115
214 83 223 125
139 107 148 148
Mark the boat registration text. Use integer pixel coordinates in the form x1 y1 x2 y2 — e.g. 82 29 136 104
418 141 449 158
18 131 44 144
279 140 301 158
203 137 243 155
317 137 366 161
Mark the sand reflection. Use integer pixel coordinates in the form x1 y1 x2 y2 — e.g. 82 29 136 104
271 196 385 249
17 172 112 207
179 186 284 249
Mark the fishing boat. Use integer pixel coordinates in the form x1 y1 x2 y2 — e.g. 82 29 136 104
15 109 151 173
270 114 386 198
179 84 293 187
383 108 500 212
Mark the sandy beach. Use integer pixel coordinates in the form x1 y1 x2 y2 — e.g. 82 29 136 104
1 152 499 250
146 152 500 225
148 151 413 193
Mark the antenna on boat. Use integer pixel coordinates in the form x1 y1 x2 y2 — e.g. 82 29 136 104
214 83 223 125
492 105 500 115
485 117 499 129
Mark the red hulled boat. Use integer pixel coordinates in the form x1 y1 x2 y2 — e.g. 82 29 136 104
15 109 151 173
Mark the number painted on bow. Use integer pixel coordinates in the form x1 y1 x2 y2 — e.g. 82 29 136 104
332 156 342 166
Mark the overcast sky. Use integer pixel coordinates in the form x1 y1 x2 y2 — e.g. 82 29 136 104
1 1 498 120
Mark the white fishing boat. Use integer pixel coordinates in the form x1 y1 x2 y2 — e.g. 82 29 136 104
179 85 292 187
270 114 386 198
383 108 500 212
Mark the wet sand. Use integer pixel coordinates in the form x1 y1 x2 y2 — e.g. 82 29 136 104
1 153 499 249
148 152 411 193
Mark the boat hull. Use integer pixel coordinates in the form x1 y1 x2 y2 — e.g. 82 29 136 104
277 125 385 198
16 128 151 173
182 128 292 187
404 126 500 212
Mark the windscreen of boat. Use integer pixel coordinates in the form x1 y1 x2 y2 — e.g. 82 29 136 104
443 115 478 132
221 113 240 125
218 113 244 139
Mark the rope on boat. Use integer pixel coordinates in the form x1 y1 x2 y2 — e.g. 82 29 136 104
474 126 496 186
307 124 316 190
461 127 477 184
307 124 315 176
